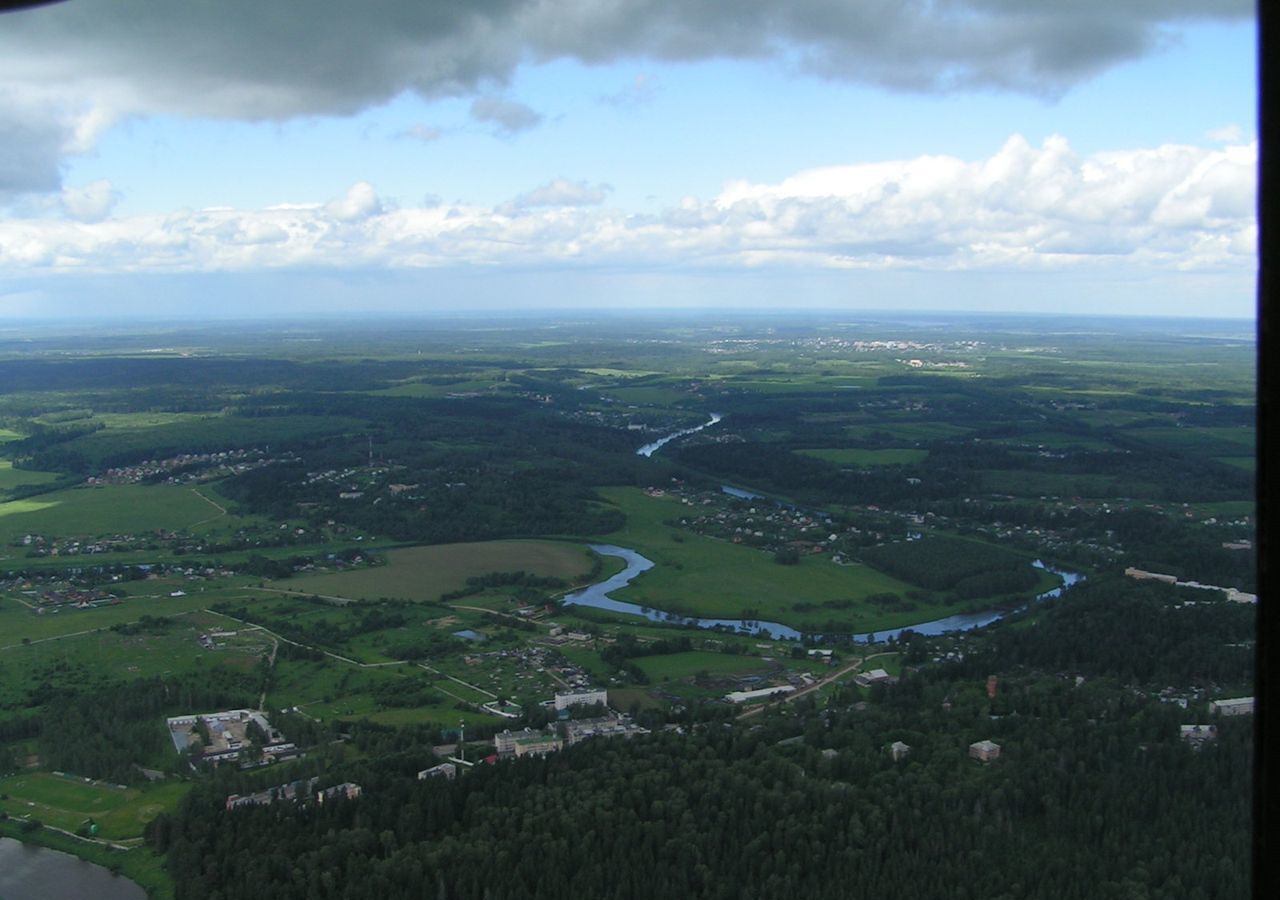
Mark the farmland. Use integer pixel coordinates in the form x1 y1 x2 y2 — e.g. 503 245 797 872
279 540 599 603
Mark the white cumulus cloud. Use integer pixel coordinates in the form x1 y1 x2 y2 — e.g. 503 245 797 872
0 136 1255 278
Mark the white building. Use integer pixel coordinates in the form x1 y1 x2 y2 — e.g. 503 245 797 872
1209 697 1254 716
725 685 795 704
554 689 608 711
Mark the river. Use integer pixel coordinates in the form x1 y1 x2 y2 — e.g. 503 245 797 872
0 837 146 900
562 544 1084 642
636 413 722 457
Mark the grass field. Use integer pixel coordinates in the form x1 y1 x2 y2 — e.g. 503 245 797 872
0 483 242 543
0 612 270 706
0 589 242 648
633 650 772 681
796 448 928 466
1120 426 1255 456
280 540 598 603
590 487 951 632
0 460 61 492
0 772 189 842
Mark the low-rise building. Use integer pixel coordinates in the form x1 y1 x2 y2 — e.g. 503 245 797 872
854 668 895 687
554 689 608 711
563 716 648 746
513 734 563 757
494 727 542 757
418 763 457 780
725 685 795 704
969 739 1001 762
1209 697 1254 717
890 741 911 761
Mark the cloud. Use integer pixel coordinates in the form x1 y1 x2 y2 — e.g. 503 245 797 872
324 182 383 221
599 73 660 108
1206 124 1244 143
0 136 1255 277
506 178 612 210
398 124 443 143
60 179 120 222
0 1 1252 193
469 96 542 136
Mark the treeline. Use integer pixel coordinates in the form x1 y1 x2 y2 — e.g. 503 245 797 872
971 576 1256 687
151 670 1251 900
860 535 1038 597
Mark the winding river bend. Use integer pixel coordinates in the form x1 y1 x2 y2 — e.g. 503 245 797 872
563 544 1083 642
636 413 722 457
0 837 146 900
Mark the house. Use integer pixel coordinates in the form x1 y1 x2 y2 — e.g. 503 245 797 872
854 668 894 687
1208 697 1253 717
890 741 911 761
969 740 1001 762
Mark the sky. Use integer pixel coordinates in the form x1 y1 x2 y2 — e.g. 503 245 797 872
0 1 1258 320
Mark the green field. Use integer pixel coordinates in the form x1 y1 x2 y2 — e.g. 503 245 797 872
0 611 271 707
0 483 239 543
0 772 189 841
280 540 597 602
0 460 61 492
590 487 946 632
0 589 245 648
634 650 772 681
796 448 928 466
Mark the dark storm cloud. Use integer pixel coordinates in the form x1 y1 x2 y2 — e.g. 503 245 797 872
0 0 1252 121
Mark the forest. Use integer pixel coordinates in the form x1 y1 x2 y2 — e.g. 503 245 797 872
145 579 1252 900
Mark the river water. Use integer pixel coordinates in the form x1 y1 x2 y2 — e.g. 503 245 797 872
636 413 722 457
0 837 146 900
562 544 1084 643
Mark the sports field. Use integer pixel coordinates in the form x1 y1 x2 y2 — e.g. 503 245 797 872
0 772 188 841
280 540 597 602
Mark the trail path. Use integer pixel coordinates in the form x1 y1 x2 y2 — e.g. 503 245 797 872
187 487 228 528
